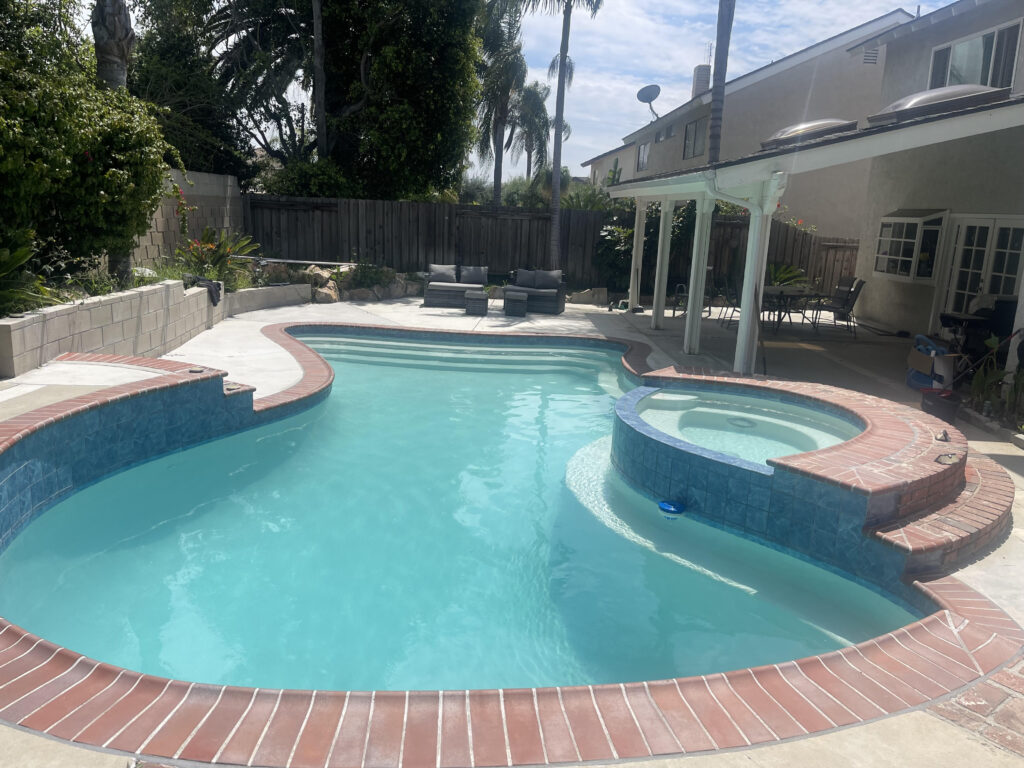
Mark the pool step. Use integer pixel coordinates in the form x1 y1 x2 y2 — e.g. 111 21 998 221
869 454 1014 578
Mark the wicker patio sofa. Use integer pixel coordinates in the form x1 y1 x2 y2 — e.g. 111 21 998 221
423 264 488 308
507 269 566 315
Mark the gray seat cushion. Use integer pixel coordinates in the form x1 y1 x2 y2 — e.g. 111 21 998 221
460 266 488 285
503 286 557 297
428 264 457 282
515 269 536 288
534 269 563 289
426 281 486 292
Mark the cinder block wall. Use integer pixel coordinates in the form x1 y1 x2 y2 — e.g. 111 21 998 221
0 282 310 378
132 170 243 268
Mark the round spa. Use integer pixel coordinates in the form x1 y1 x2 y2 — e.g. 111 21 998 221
635 388 864 465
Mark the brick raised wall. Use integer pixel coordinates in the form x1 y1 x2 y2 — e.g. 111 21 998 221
0 282 310 378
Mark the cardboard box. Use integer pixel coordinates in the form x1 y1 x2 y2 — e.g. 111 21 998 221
907 347 963 388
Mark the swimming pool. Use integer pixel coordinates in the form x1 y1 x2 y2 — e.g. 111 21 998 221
0 335 916 691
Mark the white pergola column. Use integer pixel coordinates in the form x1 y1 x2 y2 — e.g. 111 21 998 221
733 173 788 375
627 200 648 310
683 194 717 354
650 200 676 330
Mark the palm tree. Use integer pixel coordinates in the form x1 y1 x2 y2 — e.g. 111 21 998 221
91 0 136 89
707 0 736 164
477 3 528 206
505 81 551 181
528 0 603 269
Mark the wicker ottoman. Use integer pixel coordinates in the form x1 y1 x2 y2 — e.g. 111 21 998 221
465 289 488 316
504 290 527 317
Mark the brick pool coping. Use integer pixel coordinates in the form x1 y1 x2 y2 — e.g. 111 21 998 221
0 324 1018 767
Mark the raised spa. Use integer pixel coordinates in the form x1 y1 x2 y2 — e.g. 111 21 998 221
0 335 914 693
636 389 864 464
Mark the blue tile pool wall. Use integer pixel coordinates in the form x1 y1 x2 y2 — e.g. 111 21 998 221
0 375 326 557
612 387 913 602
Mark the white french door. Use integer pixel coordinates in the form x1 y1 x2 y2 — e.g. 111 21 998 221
945 217 1024 313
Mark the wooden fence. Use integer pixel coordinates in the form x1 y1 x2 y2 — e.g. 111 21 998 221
242 195 857 292
242 195 606 285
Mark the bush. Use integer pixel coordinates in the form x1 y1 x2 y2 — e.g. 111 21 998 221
339 262 395 290
0 51 171 278
175 226 260 291
260 159 356 198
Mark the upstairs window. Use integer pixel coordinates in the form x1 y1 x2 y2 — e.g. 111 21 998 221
665 123 675 138
873 211 945 281
636 142 650 171
683 116 707 160
654 129 664 143
929 21 1020 89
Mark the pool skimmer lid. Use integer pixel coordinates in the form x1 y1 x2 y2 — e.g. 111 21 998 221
658 500 686 520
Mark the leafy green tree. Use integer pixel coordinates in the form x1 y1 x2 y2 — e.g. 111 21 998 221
130 0 254 180
1 0 170 277
322 0 479 199
527 0 603 268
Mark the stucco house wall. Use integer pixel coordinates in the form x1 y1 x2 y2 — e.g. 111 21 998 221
854 0 1024 333
586 11 910 238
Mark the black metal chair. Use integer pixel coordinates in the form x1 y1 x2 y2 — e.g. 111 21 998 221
809 278 866 336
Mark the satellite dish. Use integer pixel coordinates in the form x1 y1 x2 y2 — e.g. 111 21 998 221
636 84 661 120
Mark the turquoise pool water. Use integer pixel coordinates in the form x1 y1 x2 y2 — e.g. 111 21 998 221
637 390 862 464
0 336 916 691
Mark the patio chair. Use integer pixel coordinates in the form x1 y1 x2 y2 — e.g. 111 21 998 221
670 283 688 316
809 278 865 336
801 275 855 327
717 279 741 327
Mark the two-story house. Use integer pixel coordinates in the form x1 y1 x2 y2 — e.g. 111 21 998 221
850 0 1024 336
602 0 1024 374
583 10 913 238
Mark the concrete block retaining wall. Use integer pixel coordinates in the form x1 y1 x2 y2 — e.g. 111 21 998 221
0 282 310 378
131 170 243 268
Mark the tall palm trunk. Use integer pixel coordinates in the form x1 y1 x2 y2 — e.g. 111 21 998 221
548 1 572 270
312 0 327 155
492 119 505 206
707 0 735 164
91 0 135 89
526 145 533 180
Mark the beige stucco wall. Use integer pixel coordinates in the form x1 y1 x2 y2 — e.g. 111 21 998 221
854 127 1024 333
600 38 892 237
879 0 1024 105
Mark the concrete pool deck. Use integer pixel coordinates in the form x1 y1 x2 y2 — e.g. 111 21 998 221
0 298 1022 766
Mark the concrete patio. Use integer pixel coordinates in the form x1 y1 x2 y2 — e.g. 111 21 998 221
0 297 1021 767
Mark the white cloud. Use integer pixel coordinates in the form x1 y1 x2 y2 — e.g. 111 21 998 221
518 0 945 179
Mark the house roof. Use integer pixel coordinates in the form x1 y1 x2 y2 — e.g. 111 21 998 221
580 142 636 168
607 95 1024 201
606 9 914 148
850 0 1006 52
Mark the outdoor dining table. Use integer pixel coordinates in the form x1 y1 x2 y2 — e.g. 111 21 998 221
762 285 822 331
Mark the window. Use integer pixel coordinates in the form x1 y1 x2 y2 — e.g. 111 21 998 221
636 142 650 171
947 218 1024 312
665 123 675 139
654 130 664 143
683 116 707 160
929 21 1020 89
873 212 945 281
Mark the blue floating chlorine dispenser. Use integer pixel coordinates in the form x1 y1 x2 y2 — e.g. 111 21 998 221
658 501 685 520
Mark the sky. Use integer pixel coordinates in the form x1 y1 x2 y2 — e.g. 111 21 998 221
489 0 945 182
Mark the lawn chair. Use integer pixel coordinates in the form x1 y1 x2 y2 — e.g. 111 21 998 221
809 278 865 336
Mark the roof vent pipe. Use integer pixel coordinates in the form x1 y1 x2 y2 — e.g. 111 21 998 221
692 64 711 98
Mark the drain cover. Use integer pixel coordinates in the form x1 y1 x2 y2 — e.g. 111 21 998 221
727 416 757 429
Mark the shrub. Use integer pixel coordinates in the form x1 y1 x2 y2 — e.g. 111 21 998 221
259 159 356 198
0 53 171 278
0 229 54 316
339 262 395 290
175 226 260 291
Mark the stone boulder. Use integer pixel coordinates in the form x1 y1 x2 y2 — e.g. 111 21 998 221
304 265 333 288
313 281 340 303
568 287 608 305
